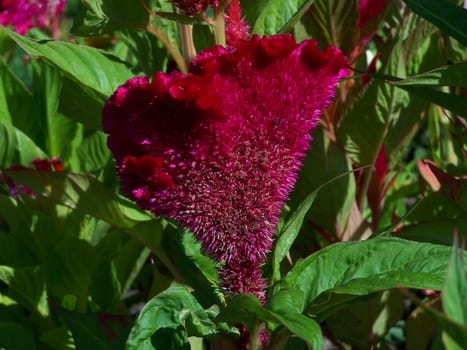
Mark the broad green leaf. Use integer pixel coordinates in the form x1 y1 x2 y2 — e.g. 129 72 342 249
273 133 357 282
218 293 322 349
113 235 151 293
404 289 467 348
76 131 111 172
29 63 79 158
119 29 169 76
303 0 359 54
40 325 75 350
58 77 104 130
0 58 32 125
0 232 38 267
126 285 219 350
403 0 467 46
0 266 50 317
289 127 356 237
337 79 407 166
3 170 143 229
442 244 467 324
279 237 464 309
396 219 467 246
253 0 313 35
162 225 221 308
72 0 155 35
59 309 112 350
392 85 467 119
389 63 467 87
4 28 135 101
46 235 120 312
0 322 36 350
0 120 46 167
278 0 316 34
324 290 404 348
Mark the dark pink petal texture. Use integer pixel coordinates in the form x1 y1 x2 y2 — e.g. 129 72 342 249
225 0 249 46
0 0 66 34
103 34 348 298
358 0 385 29
170 0 219 15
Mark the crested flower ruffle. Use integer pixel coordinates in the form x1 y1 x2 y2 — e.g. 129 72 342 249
0 0 66 34
103 34 348 298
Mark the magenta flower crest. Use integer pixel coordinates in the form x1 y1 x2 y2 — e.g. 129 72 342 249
0 0 66 34
103 35 348 298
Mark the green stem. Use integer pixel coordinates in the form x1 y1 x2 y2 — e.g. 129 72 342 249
249 320 263 350
146 24 188 73
213 0 230 46
180 23 196 66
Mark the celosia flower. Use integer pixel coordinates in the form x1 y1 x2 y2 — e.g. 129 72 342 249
0 0 66 34
170 0 219 15
103 35 348 298
225 0 249 46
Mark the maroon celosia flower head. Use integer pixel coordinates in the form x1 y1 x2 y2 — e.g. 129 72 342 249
103 35 348 298
0 0 66 34
170 0 219 15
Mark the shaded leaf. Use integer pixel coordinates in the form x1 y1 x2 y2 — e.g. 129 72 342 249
0 120 46 167
4 28 135 101
280 237 464 309
126 285 219 350
253 0 313 35
403 0 467 46
389 63 467 87
72 0 155 36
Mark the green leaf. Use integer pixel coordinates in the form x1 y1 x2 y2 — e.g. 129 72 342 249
289 128 356 237
395 219 467 246
59 309 112 350
125 285 219 350
0 120 46 167
324 290 404 348
4 28 135 101
279 237 463 309
278 0 316 34
253 0 313 35
0 322 36 350
304 0 359 54
0 58 32 125
40 325 75 350
72 0 155 36
76 131 111 172
392 85 467 119
2 170 145 229
46 235 120 312
0 232 38 267
58 77 104 130
402 0 467 46
0 265 50 317
29 63 80 158
442 244 467 324
218 293 322 349
162 224 221 308
119 29 168 76
403 289 467 348
389 63 467 87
